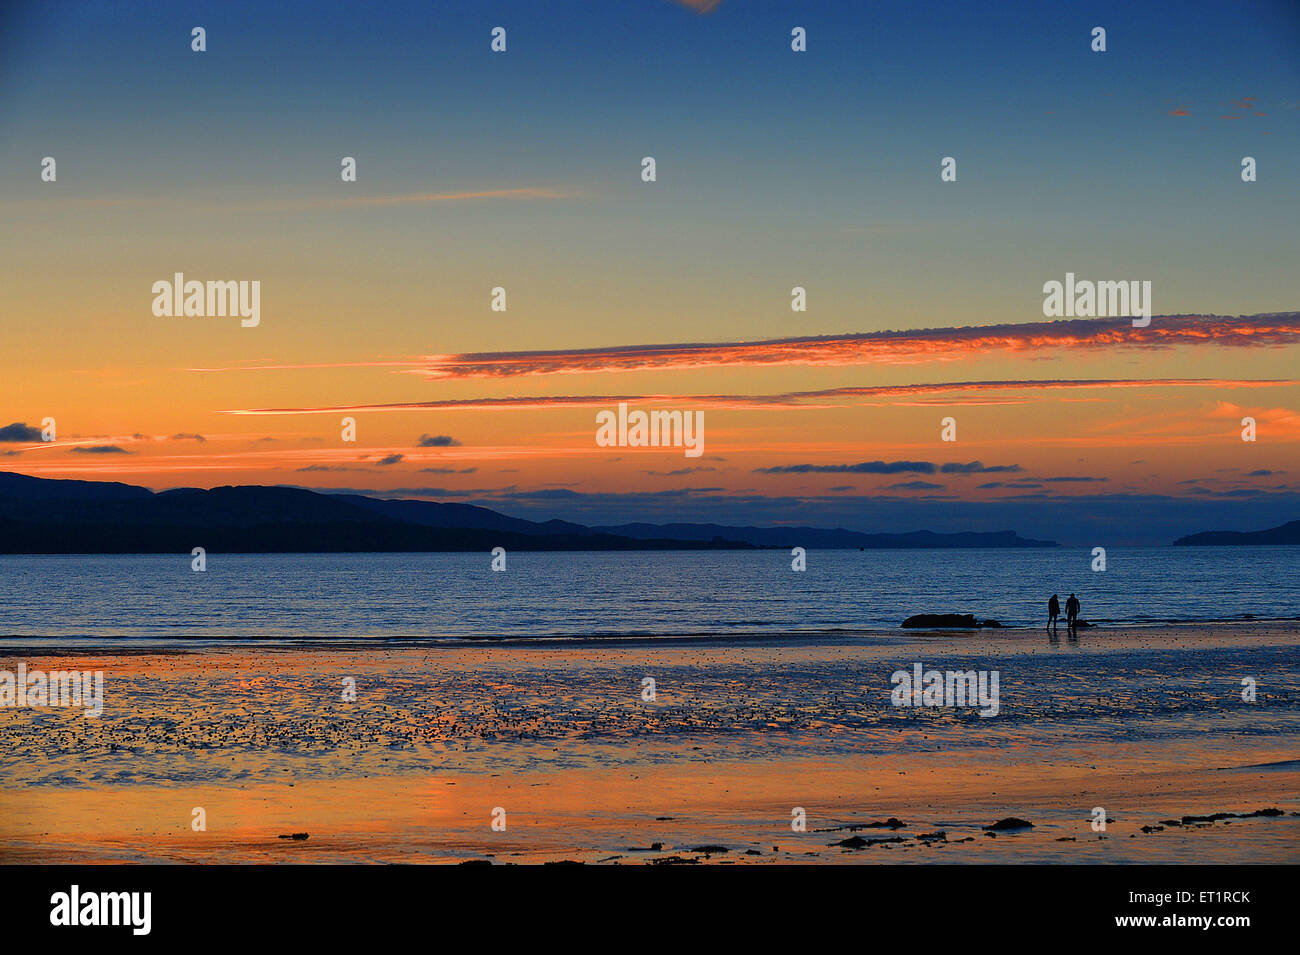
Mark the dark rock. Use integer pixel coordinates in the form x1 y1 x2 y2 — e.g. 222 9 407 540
649 855 699 865
984 817 1034 831
277 832 309 840
689 845 729 854
815 819 904 832
458 859 491 865
1180 812 1234 824
625 842 663 852
1181 807 1284 824
835 834 907 848
902 613 983 629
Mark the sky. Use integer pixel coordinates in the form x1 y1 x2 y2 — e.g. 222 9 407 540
1 0 1297 544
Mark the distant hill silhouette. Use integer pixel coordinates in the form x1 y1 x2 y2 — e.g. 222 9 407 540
1173 519 1300 546
0 471 1056 554
595 522 1056 549
0 471 151 502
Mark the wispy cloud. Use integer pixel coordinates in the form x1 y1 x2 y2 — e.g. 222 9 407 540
1082 400 1300 440
5 188 574 216
222 377 1300 417
940 461 1022 474
757 461 942 475
69 444 131 454
238 187 575 212
403 313 1300 380
669 0 725 12
194 311 1300 382
0 422 43 442
758 461 1019 477
646 466 718 476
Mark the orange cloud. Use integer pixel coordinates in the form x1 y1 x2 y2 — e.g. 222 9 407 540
407 313 1300 380
221 377 1300 416
188 314 1300 380
1207 401 1300 436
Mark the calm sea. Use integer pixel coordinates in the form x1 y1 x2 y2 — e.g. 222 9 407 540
0 547 1294 642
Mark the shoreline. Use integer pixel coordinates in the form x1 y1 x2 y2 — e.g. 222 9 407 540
4 747 1296 865
1 617 1296 655
2 622 1296 863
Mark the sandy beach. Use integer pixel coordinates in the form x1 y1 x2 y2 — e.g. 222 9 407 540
2 622 1297 864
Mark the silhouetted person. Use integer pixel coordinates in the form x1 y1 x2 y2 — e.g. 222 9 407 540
1066 593 1080 634
1048 594 1061 633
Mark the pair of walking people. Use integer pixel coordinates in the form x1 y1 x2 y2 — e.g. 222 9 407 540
1048 593 1080 633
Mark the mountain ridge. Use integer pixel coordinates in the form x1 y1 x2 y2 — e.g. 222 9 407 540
0 472 1058 553
1173 518 1300 546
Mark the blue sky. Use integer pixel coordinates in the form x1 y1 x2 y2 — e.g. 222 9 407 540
1 1 1296 544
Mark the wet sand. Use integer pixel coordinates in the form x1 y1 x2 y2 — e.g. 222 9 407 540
1 623 1297 863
